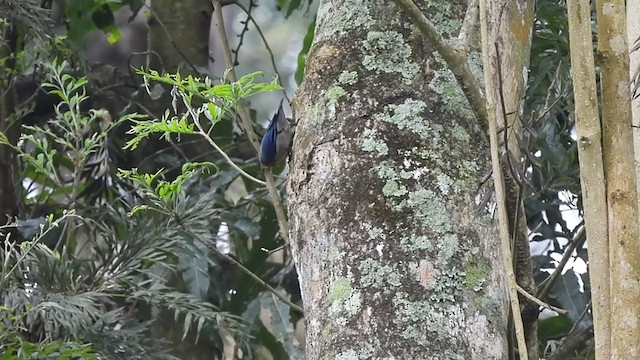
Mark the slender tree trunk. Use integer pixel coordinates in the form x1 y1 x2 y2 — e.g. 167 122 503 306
596 1 640 358
289 1 509 357
566 1 610 358
147 0 213 72
478 0 537 357
629 0 640 223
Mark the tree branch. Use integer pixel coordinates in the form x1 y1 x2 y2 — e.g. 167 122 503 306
537 226 586 300
393 0 487 132
516 284 568 315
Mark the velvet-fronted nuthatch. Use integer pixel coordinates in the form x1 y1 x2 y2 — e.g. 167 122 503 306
259 101 293 167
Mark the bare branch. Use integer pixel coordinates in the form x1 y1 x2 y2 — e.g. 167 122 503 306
516 284 568 315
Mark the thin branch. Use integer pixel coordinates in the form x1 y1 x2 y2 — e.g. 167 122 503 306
233 1 291 104
231 0 255 67
567 300 592 336
537 226 586 300
212 0 290 243
216 248 303 313
490 42 529 360
393 0 487 132
190 109 266 185
516 284 568 315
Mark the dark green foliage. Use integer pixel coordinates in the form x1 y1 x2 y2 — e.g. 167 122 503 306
64 0 144 49
524 0 594 357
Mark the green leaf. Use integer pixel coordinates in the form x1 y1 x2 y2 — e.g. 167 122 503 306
538 315 572 340
296 17 316 84
180 241 210 298
259 292 303 359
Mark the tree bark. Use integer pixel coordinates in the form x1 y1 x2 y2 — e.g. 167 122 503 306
289 1 509 358
596 0 640 358
566 1 610 358
478 0 537 357
147 0 213 72
629 0 640 224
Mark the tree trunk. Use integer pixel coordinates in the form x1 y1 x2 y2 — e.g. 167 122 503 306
566 0 610 358
596 0 640 358
629 0 640 224
289 1 509 357
478 0 537 357
147 0 213 72
0 25 18 228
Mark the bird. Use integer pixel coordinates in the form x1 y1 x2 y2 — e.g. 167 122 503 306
259 101 293 167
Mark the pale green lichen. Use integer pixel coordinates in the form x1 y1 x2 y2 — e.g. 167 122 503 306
392 292 432 346
382 179 408 197
431 267 464 303
400 188 451 233
309 102 325 127
428 53 474 118
327 85 347 104
329 278 362 320
343 290 362 316
329 248 345 262
362 31 420 85
361 222 386 240
338 70 359 85
359 258 402 289
361 128 389 156
464 258 490 292
400 235 434 252
376 99 435 139
315 0 373 42
436 173 454 195
428 1 463 39
329 278 352 301
335 350 359 360
436 233 460 262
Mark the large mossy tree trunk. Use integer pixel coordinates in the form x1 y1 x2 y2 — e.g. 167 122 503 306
288 1 509 358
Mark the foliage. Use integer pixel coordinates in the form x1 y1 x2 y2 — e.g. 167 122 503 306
0 63 247 358
523 0 594 357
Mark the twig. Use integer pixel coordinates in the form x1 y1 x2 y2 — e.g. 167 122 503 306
568 300 592 336
477 13 528 360
393 0 487 132
516 284 568 315
180 226 303 313
231 0 256 67
189 105 266 185
212 0 290 243
233 1 291 104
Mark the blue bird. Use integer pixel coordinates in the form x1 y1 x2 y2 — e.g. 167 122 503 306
259 101 293 167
